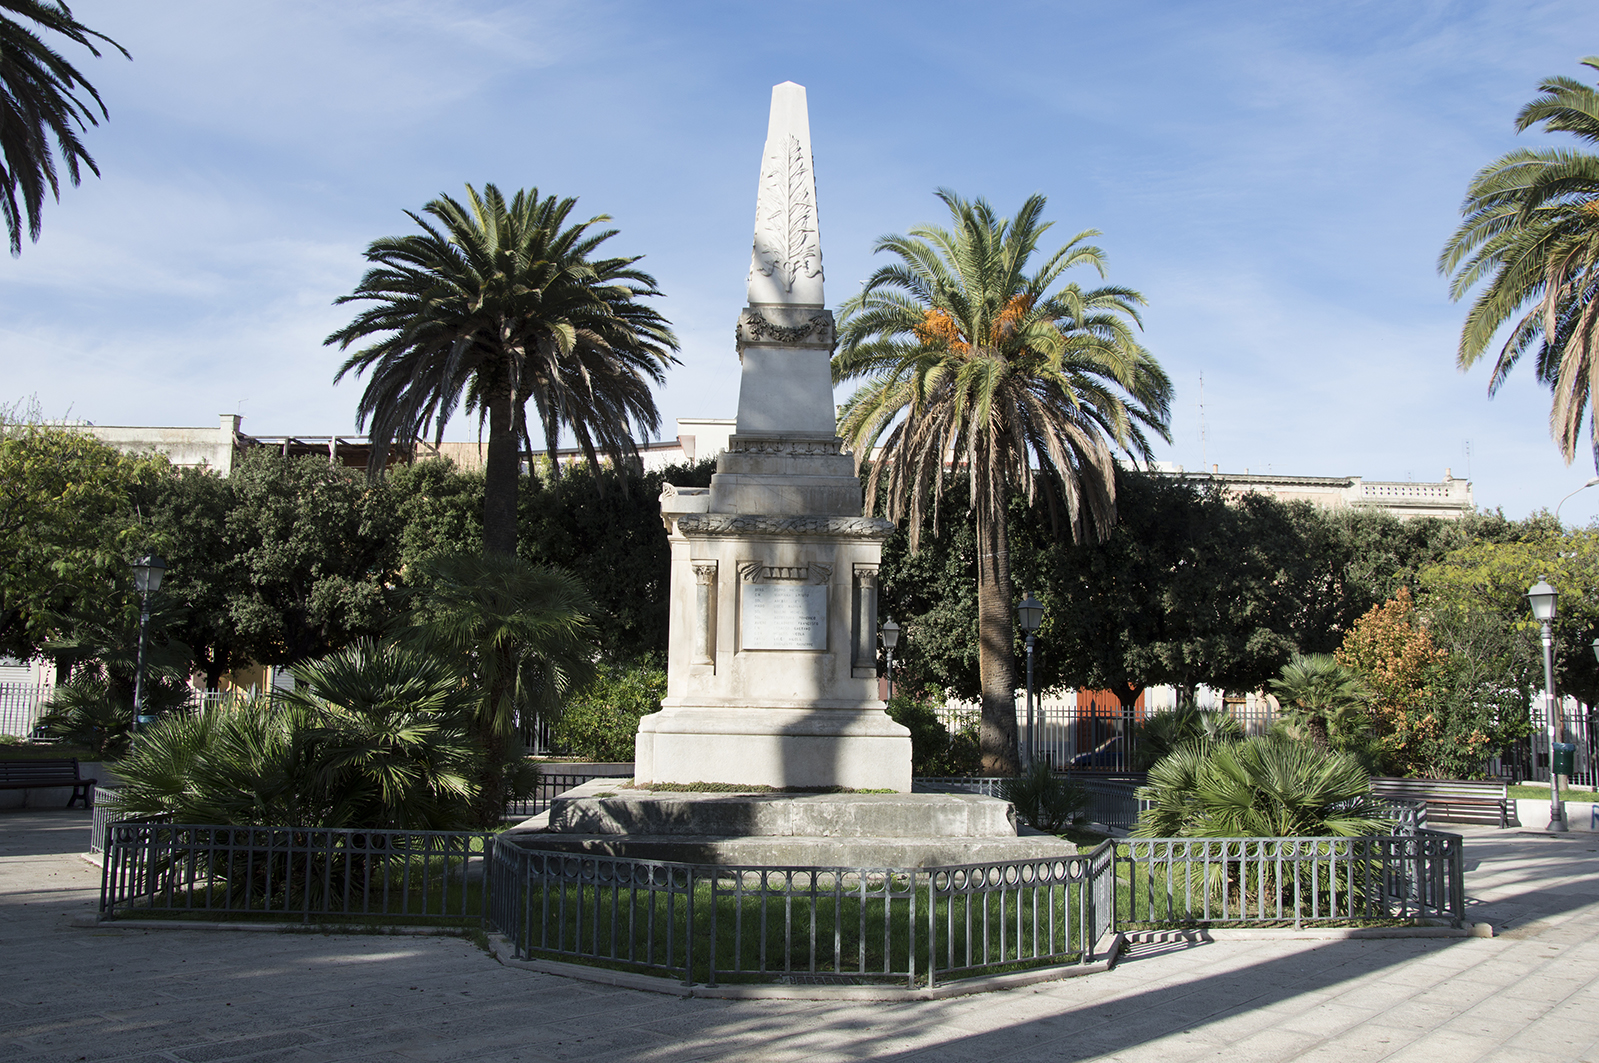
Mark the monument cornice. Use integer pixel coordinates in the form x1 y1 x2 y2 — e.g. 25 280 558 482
676 514 896 540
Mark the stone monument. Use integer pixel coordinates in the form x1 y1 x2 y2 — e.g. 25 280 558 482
634 81 912 792
505 84 1069 873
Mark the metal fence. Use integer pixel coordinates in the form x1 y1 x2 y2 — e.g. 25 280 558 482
487 843 1115 989
100 822 493 924
1113 829 1464 929
936 690 1280 774
98 815 1462 985
502 767 635 821
0 681 52 738
915 774 1148 832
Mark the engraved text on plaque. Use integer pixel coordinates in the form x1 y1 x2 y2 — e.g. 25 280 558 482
741 584 827 650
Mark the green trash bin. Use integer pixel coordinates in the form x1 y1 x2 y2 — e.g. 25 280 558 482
1552 741 1577 776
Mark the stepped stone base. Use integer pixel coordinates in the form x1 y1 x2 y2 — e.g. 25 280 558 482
504 781 1072 868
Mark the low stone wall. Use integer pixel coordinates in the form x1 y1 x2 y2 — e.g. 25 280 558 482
1516 798 1599 832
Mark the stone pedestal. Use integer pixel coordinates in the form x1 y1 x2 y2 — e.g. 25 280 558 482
508 781 1073 867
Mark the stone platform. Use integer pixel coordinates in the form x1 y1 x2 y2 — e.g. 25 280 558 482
503 780 1073 867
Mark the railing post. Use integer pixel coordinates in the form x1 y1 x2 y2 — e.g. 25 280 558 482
683 866 695 987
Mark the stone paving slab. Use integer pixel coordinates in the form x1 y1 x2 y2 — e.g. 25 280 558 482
4 810 1599 1061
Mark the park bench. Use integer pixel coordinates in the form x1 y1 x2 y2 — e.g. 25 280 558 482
0 758 97 809
1369 776 1508 828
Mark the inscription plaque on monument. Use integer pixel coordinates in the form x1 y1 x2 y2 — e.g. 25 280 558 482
741 584 827 650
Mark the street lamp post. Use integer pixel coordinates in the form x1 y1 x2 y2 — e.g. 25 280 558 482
1017 593 1044 771
130 555 167 734
1555 476 1599 525
1527 578 1566 832
881 618 900 703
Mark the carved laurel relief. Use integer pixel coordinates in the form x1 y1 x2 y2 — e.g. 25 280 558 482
751 134 823 293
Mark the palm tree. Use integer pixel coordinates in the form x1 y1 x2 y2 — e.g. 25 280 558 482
1268 652 1369 753
404 552 595 825
1440 57 1599 467
0 0 127 255
834 189 1172 773
327 184 678 556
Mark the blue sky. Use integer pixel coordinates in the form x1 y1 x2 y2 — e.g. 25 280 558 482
6 1 1599 521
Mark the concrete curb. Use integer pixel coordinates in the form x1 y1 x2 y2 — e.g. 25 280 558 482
486 931 1124 1000
75 914 474 936
1122 922 1490 943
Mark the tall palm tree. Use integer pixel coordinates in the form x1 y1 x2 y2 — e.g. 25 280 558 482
0 0 127 255
327 184 678 556
834 189 1172 773
1440 57 1599 468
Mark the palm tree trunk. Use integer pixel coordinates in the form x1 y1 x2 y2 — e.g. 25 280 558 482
484 390 519 557
976 508 1019 775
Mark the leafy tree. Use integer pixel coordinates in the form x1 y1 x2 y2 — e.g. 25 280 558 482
1135 737 1383 839
1043 471 1303 713
222 450 402 668
0 0 127 255
1336 589 1522 779
1439 56 1599 468
835 189 1172 773
517 459 714 662
404 552 595 825
327 183 678 557
142 465 244 689
0 416 163 661
1418 526 1599 705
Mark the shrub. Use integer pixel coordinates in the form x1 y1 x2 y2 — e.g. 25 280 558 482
1001 761 1089 832
1131 707 1242 771
549 658 666 762
884 693 982 776
1134 736 1384 838
113 640 481 829
38 667 191 759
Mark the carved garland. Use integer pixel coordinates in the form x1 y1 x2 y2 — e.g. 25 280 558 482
740 310 834 344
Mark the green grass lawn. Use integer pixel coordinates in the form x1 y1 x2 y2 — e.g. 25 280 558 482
1509 784 1599 801
513 871 1096 985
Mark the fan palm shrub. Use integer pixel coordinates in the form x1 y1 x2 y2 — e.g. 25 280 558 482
1130 707 1243 771
403 552 595 824
113 640 480 830
1268 653 1370 754
1001 761 1089 833
1134 736 1384 839
834 189 1172 772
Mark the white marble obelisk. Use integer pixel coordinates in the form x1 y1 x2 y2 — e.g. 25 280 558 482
635 82 911 791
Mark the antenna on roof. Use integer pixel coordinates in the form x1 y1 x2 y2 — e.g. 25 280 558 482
1198 371 1207 472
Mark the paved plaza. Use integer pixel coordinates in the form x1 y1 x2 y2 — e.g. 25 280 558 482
3 810 1598 1062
